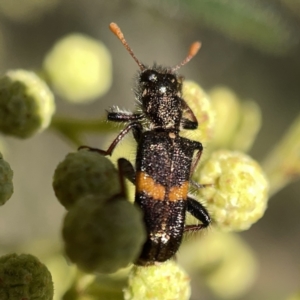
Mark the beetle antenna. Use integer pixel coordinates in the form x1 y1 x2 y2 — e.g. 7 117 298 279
172 41 201 71
109 22 146 71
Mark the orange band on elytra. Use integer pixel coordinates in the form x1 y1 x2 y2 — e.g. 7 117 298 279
136 171 188 201
136 171 165 200
169 181 189 201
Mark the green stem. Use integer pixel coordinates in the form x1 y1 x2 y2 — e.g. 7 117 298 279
262 115 300 196
50 116 119 147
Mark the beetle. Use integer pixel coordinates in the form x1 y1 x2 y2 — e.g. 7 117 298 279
81 23 211 266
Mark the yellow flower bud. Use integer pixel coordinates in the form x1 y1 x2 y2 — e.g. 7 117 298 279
209 86 261 152
209 86 240 148
195 150 269 231
124 261 191 300
182 81 215 146
43 33 112 103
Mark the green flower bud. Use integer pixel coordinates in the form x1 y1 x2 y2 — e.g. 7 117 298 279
0 253 53 300
124 261 191 300
53 150 120 209
43 33 112 103
0 152 13 206
62 196 146 273
195 150 269 231
0 69 55 138
182 81 215 146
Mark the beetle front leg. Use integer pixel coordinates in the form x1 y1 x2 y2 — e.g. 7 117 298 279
79 122 143 156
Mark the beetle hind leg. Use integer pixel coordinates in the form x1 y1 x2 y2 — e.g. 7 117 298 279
184 197 211 233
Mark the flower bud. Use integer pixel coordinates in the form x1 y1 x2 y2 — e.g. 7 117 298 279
0 70 55 138
124 260 191 300
209 87 261 152
43 33 112 103
53 150 120 209
182 81 215 146
0 253 53 300
0 152 13 205
62 195 146 273
195 150 269 231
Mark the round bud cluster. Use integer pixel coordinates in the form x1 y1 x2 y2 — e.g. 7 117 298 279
62 195 146 274
209 86 261 152
0 69 55 138
0 152 13 206
208 87 241 149
0 253 53 300
53 150 120 209
124 260 191 300
182 81 215 146
43 33 112 103
195 150 269 231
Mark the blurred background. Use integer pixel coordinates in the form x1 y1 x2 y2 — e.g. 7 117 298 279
0 0 299 299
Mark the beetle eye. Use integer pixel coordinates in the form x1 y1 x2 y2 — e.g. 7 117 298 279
140 70 158 83
149 73 157 82
166 75 176 84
